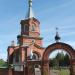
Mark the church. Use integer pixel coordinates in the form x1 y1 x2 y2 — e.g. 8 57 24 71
0 0 75 75
7 0 45 74
8 0 45 72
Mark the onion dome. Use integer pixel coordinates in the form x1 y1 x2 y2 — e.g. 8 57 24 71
55 27 61 42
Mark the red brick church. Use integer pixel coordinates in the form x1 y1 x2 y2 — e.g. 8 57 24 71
8 0 45 68
0 0 75 75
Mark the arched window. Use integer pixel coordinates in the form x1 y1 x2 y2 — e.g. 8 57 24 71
15 52 19 62
32 53 39 60
24 25 29 32
13 51 20 63
32 25 35 31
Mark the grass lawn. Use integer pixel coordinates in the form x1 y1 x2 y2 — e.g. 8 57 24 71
50 69 70 75
60 69 70 75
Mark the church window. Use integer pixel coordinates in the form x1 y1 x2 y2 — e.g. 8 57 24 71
31 25 35 31
24 25 29 32
14 52 20 63
24 25 26 32
32 53 39 60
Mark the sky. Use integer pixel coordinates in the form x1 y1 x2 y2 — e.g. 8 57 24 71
0 0 75 60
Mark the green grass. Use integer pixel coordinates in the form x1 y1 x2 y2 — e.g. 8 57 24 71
50 69 70 75
60 69 70 75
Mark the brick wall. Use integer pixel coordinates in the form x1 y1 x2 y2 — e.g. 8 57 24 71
13 71 24 75
0 68 8 75
0 68 24 75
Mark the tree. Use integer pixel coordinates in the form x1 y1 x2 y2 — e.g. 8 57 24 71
49 52 70 68
64 54 70 66
55 52 65 66
49 58 58 67
0 59 7 67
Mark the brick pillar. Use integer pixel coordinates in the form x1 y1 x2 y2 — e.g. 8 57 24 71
24 66 28 75
8 67 13 75
41 61 50 75
28 66 32 75
23 46 28 75
27 64 34 75
71 59 75 75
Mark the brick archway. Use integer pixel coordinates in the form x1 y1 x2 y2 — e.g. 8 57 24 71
42 42 75 75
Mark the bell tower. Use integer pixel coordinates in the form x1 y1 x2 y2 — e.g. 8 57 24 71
20 0 40 37
20 18 40 37
7 0 44 66
17 0 42 46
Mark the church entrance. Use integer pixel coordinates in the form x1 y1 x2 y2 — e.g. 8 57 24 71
27 60 42 75
34 64 41 75
42 42 75 75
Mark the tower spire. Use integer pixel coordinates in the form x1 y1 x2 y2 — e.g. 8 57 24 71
25 0 34 19
55 27 61 42
29 0 32 7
